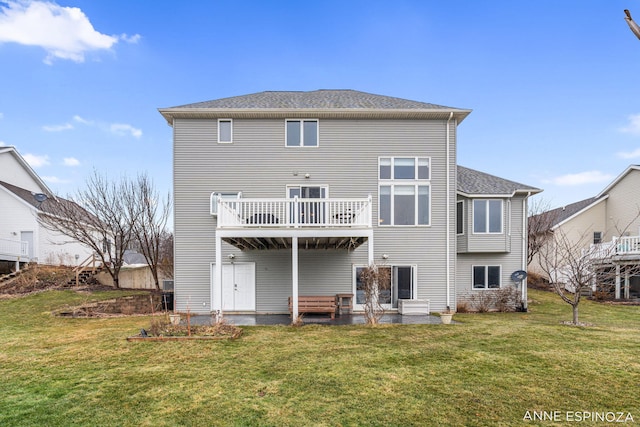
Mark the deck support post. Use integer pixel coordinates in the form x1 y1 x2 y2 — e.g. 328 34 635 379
214 235 223 318
367 230 374 266
624 268 630 299
292 236 299 321
615 264 621 299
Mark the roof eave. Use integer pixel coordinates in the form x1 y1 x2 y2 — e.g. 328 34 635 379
457 188 542 198
551 195 609 230
158 107 473 126
595 165 640 198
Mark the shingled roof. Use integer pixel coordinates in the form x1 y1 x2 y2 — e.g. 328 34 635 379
0 180 49 209
0 180 94 221
457 166 541 196
159 90 472 124
173 90 460 110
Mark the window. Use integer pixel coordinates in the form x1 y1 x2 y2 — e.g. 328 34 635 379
378 157 430 226
218 119 232 143
473 199 503 233
210 191 241 215
473 265 501 289
593 231 602 244
286 119 318 147
456 201 464 235
379 157 430 180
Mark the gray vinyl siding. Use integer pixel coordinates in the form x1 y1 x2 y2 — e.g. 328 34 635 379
456 195 527 306
173 117 458 313
458 197 511 253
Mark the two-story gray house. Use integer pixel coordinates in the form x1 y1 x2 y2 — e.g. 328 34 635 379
159 90 540 317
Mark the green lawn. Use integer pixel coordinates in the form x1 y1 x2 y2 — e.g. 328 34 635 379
0 289 638 426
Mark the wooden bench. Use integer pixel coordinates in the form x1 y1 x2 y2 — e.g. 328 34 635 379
288 296 337 319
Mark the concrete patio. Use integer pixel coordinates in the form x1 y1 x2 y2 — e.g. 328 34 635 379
188 313 448 326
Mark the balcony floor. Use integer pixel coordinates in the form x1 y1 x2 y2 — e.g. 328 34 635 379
223 235 368 251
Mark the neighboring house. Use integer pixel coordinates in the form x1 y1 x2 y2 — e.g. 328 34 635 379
529 165 640 299
159 90 541 316
0 146 92 271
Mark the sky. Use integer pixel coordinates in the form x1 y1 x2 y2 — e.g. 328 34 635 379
2 0 640 214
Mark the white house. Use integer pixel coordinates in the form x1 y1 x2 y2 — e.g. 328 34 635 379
159 90 541 317
0 146 93 271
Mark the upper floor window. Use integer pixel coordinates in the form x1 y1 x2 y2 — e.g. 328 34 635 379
379 157 431 226
218 119 232 143
456 200 464 235
593 231 602 244
473 199 503 233
379 157 430 180
286 119 318 147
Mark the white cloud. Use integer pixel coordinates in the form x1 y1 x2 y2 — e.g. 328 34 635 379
619 113 640 135
0 1 140 64
42 175 70 184
43 122 73 132
617 148 640 159
23 153 50 168
73 115 93 125
120 33 141 44
0 112 4 119
110 123 142 139
63 157 80 166
0 141 6 146
542 170 614 186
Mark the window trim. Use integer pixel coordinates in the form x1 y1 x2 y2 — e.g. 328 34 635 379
378 184 431 227
210 191 242 216
456 200 464 235
378 156 431 227
378 156 431 181
285 119 319 147
593 231 603 244
472 199 504 234
217 119 233 144
472 265 502 290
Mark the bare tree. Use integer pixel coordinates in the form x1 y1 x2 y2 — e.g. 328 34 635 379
358 264 391 325
39 171 140 288
132 174 171 289
527 198 559 266
537 214 640 325
157 230 174 280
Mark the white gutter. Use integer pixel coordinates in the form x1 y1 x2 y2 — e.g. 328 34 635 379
446 112 453 310
522 192 531 310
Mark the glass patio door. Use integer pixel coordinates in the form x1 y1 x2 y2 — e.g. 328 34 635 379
288 186 327 224
355 265 414 310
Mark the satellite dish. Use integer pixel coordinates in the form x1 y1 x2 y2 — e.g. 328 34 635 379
511 270 527 282
33 193 49 209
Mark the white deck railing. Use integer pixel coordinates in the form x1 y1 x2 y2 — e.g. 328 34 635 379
216 196 372 229
614 235 640 255
585 235 640 260
0 238 29 259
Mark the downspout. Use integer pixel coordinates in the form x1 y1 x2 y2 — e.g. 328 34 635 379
522 192 531 310
446 112 454 310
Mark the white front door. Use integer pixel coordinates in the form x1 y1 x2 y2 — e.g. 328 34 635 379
20 231 34 260
214 263 256 311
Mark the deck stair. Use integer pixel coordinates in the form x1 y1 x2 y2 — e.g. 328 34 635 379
67 254 104 286
0 266 28 285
